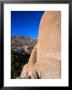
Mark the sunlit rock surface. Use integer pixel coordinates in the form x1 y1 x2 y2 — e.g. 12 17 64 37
19 11 61 79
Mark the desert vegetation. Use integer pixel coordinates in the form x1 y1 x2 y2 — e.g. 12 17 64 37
11 36 37 79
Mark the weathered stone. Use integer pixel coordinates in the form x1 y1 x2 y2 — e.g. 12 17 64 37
24 46 33 55
20 11 61 79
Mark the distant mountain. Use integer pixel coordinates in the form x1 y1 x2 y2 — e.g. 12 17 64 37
11 36 37 79
11 36 37 48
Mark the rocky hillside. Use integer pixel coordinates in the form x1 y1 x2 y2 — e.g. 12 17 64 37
11 36 37 79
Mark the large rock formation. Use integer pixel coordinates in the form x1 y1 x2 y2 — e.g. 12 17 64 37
19 11 61 79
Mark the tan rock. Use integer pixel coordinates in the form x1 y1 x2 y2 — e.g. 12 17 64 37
20 11 61 79
20 45 37 79
37 11 61 61
20 64 28 78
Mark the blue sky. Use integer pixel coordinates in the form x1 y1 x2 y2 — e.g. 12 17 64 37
11 11 44 39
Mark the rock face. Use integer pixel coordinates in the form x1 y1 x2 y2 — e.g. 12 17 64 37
38 11 61 61
19 11 61 79
20 45 37 79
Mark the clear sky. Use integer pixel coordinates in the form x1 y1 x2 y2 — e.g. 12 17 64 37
11 11 44 39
